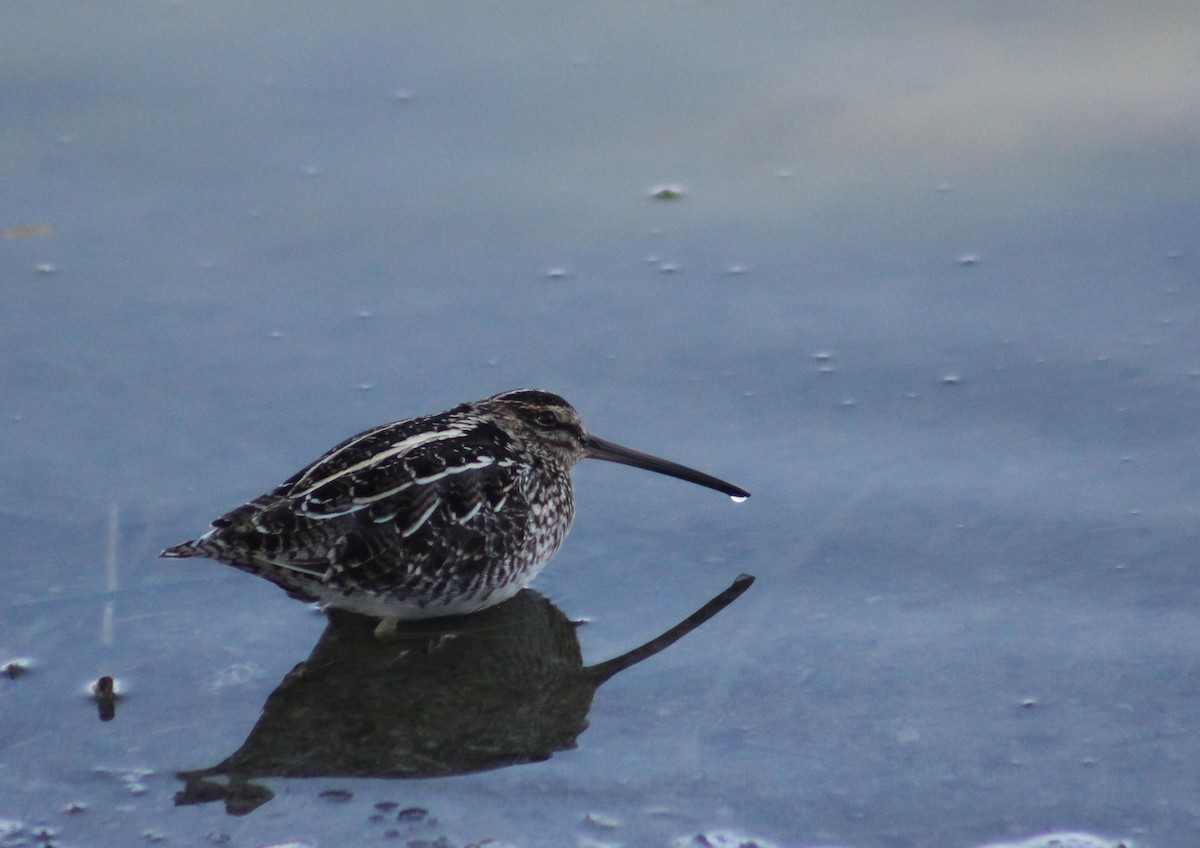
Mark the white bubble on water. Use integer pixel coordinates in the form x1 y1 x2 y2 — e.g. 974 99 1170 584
973 832 1133 848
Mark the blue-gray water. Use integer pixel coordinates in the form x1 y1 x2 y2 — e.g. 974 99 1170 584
3 4 1199 847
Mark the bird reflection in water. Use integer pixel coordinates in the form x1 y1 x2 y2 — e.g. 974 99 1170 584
176 573 754 815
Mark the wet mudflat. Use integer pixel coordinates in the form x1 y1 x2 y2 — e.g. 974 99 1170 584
3 4 1199 847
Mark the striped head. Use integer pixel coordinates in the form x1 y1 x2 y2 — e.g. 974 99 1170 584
474 389 589 468
476 389 751 500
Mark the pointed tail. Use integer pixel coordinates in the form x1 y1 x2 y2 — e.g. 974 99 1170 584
160 539 207 558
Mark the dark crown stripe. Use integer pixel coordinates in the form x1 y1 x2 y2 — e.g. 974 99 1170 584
488 388 570 407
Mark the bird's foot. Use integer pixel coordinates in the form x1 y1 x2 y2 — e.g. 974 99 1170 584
372 616 401 640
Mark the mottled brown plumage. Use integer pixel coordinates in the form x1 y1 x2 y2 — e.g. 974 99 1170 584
162 389 748 619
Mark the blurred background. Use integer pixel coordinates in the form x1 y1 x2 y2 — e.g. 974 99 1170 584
2 3 1198 847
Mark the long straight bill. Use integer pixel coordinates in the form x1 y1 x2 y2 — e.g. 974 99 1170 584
585 435 750 500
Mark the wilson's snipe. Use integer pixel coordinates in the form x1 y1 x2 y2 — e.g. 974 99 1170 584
162 389 749 619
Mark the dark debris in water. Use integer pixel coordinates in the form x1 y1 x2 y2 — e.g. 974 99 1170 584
2 658 33 679
674 832 780 848
92 675 118 721
404 838 454 848
649 184 685 200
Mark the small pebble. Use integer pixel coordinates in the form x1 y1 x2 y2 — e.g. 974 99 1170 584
649 184 684 200
2 658 32 679
584 811 620 828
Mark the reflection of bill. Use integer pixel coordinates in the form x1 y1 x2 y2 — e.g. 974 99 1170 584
175 574 753 815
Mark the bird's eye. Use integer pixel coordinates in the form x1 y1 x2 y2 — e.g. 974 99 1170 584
534 410 560 428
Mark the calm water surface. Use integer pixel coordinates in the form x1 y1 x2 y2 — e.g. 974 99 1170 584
3 4 1199 847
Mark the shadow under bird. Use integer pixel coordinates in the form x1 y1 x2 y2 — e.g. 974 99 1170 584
175 575 754 814
162 389 749 619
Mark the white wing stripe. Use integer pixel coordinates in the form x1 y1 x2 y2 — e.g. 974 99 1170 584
413 456 494 485
351 481 413 504
401 499 440 537
291 428 467 498
291 422 410 488
265 559 328 579
298 505 362 519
